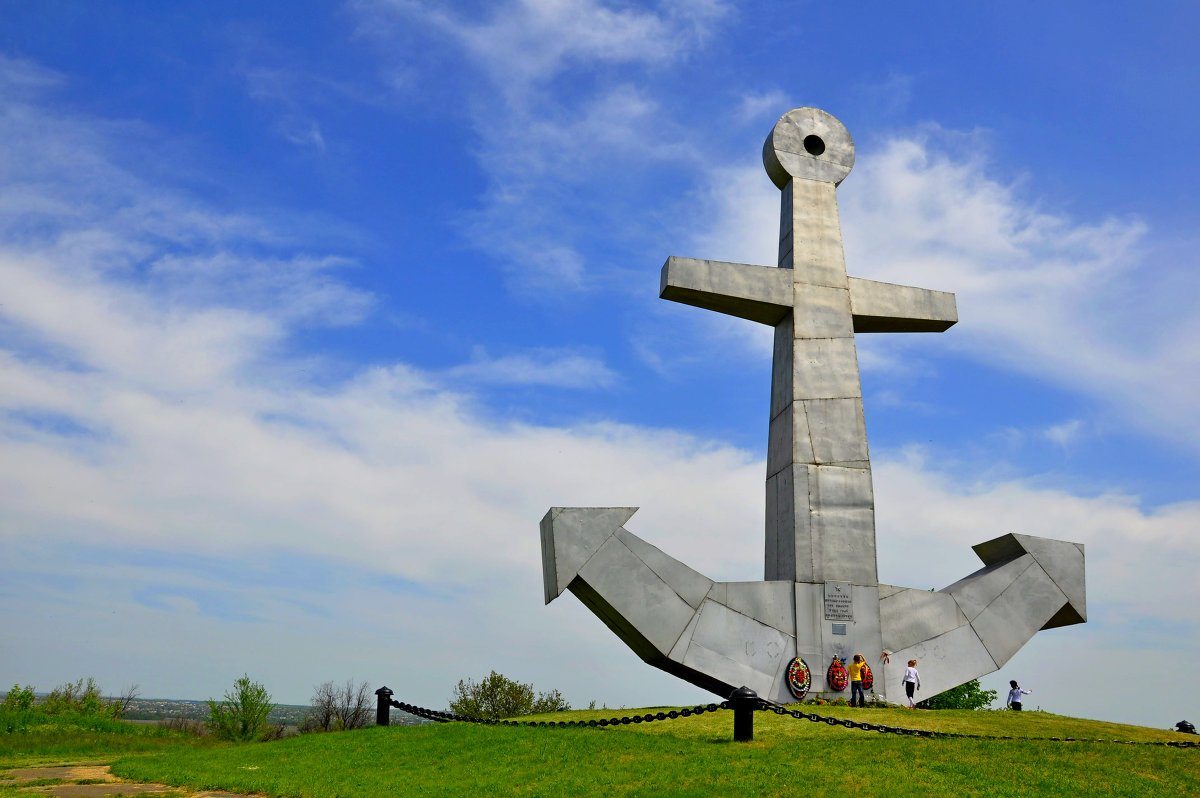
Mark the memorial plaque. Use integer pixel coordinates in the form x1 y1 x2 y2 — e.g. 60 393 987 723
824 581 853 621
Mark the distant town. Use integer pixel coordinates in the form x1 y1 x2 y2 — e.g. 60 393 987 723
118 696 429 726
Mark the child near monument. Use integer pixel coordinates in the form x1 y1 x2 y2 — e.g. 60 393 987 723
848 654 867 707
902 659 921 708
1007 680 1032 711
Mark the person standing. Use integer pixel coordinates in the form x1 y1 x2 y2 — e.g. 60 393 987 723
848 654 867 707
902 659 921 708
1007 680 1032 711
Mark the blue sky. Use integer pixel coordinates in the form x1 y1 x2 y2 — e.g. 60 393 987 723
1 1 1197 729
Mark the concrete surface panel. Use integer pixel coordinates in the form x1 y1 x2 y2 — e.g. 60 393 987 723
944 554 1035 621
765 465 813 582
770 322 793 418
970 563 1069 668
848 277 958 333
880 588 966 653
763 471 792 580
833 584 883 691
791 338 862 400
808 464 874 511
877 583 903 600
680 640 775 700
791 283 854 338
723 581 797 632
767 406 814 477
684 599 794 692
763 107 855 189
540 507 635 603
883 624 998 704
812 505 878 585
576 536 698 657
668 610 701 662
803 398 869 464
794 582 824 653
787 180 849 289
778 187 793 267
660 257 791 325
1012 534 1087 623
614 526 714 610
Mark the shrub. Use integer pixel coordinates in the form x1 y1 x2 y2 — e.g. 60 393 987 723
34 678 138 719
449 671 571 721
2 684 35 712
207 675 276 742
301 680 372 733
918 679 998 710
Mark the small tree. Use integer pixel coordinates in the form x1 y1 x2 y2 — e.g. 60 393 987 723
301 680 372 733
207 675 275 741
917 679 998 710
2 684 35 711
449 671 571 721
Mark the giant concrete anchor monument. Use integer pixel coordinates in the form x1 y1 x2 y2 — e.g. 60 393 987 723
540 108 1086 704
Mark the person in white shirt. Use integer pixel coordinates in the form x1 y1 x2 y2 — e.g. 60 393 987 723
901 659 921 708
1007 680 1032 711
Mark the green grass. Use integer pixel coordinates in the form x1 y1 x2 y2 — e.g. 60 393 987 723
110 707 1199 797
0 709 215 769
4 706 1198 797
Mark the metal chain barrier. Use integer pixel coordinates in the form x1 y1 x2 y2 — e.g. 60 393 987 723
752 697 1200 748
389 699 729 729
378 689 1197 748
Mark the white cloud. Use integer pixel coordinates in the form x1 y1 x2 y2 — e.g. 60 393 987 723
360 0 728 97
674 125 1200 452
350 1 727 293
1044 418 1085 448
445 347 619 389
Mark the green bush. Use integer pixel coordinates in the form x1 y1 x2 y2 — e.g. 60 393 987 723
2 684 35 712
917 679 998 710
15 678 138 719
207 676 276 742
449 671 571 721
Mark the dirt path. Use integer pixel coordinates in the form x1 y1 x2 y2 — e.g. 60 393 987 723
3 765 255 798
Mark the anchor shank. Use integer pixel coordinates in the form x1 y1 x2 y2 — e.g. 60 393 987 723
767 178 877 585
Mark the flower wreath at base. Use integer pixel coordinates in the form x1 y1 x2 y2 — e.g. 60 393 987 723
827 656 849 692
785 656 811 701
861 661 874 691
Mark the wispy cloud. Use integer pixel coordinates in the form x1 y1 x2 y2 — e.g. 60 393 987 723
358 0 728 99
350 0 729 292
445 347 618 389
671 123 1200 452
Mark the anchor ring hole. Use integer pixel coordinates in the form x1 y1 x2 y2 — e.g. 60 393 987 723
803 135 826 156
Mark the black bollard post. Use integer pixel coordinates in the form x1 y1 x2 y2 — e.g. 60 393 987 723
729 686 758 742
375 686 394 727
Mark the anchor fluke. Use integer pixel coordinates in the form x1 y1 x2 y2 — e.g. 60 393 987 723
540 507 638 604
878 532 1086 702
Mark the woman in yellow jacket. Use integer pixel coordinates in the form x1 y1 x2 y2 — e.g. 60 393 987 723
848 653 867 707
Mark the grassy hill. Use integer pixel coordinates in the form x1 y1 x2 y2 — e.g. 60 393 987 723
4 705 1198 797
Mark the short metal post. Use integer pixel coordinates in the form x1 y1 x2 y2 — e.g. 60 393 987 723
375 686 394 727
730 686 757 742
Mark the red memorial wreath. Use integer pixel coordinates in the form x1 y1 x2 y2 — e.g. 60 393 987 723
861 662 874 691
827 656 848 692
785 656 811 701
